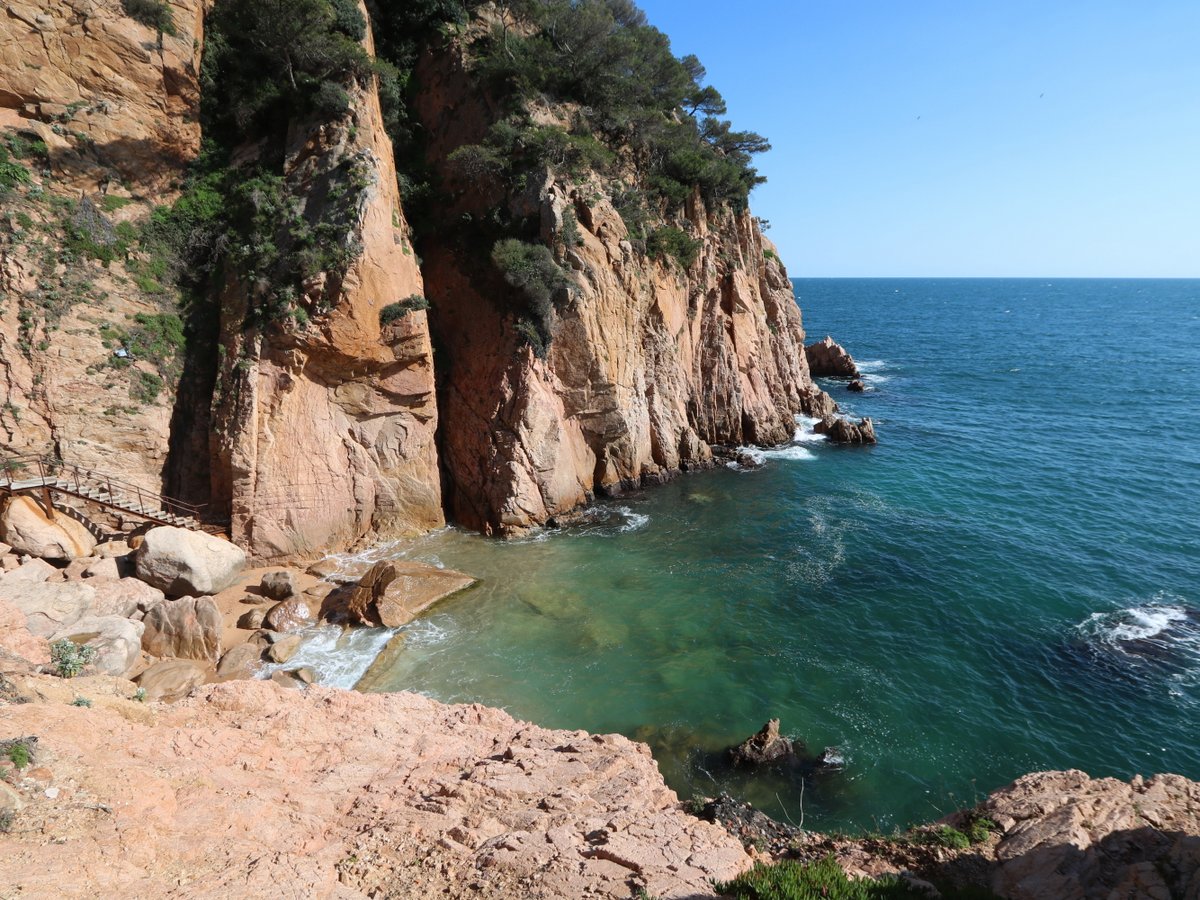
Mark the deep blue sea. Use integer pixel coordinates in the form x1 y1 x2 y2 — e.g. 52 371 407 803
282 278 1200 832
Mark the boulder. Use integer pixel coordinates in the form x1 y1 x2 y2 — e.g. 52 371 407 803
266 633 303 664
814 414 877 445
344 560 477 628
215 643 264 681
82 557 120 579
0 496 97 561
136 659 207 703
804 335 860 377
0 580 95 638
847 379 866 393
263 597 314 632
270 667 315 690
0 596 50 665
141 596 222 663
237 607 268 630
729 719 796 767
259 570 298 601
134 527 246 596
0 556 56 584
95 540 133 559
88 577 165 619
50 616 144 678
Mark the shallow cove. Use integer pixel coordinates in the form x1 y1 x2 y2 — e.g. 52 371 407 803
289 278 1200 832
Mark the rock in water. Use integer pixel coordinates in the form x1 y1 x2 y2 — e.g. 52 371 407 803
848 379 866 392
805 335 860 377
141 596 222 663
344 560 477 628
815 414 877 445
729 719 796 766
263 597 314 632
134 527 246 596
0 496 98 561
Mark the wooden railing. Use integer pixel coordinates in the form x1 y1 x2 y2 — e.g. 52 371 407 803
0 454 207 528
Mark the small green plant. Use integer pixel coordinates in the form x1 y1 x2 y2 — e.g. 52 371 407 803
715 855 927 899
0 810 13 833
7 743 30 770
130 369 164 404
133 687 147 702
71 696 93 708
919 825 971 850
764 248 778 261
379 294 430 324
49 639 97 678
100 195 134 213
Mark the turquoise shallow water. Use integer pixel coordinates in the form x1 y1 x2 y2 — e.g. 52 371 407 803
294 278 1200 831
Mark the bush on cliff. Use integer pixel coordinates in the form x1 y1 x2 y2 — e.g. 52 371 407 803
646 226 702 269
121 0 176 36
715 855 927 899
491 239 574 353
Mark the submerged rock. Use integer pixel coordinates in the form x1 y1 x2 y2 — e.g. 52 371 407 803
847 379 866 392
730 718 796 767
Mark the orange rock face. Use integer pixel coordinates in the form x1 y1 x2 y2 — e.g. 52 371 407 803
430 193 833 534
0 0 208 194
208 21 443 562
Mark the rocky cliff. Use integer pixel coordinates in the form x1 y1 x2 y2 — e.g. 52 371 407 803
417 39 835 534
206 20 443 561
0 0 839 556
0 0 207 494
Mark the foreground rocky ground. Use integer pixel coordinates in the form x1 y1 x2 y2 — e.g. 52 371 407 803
0 676 748 899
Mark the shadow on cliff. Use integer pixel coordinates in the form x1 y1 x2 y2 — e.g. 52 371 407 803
911 823 1200 897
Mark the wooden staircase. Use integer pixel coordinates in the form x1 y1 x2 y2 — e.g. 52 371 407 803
0 455 210 532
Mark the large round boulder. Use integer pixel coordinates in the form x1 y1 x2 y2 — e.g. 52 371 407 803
141 595 222 663
0 579 95 638
136 659 207 702
0 496 97 561
134 527 246 596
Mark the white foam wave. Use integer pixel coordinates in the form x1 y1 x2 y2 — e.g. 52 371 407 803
855 359 888 373
258 624 396 689
762 445 816 461
399 617 454 648
1083 605 1189 644
792 415 829 444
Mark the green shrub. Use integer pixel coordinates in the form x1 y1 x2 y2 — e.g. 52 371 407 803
491 238 574 351
49 639 97 678
646 226 702 268
715 855 927 899
121 0 176 36
6 742 30 770
71 696 93 708
130 369 165 404
0 146 32 194
919 825 971 850
380 294 430 324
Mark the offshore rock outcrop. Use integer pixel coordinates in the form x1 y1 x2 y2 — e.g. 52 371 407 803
207 21 442 562
805 335 860 378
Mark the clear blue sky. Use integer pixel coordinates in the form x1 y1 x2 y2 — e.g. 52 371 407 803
636 0 1200 276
